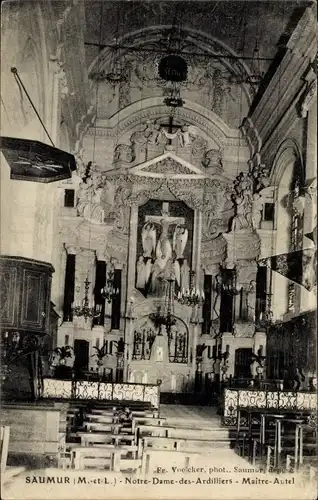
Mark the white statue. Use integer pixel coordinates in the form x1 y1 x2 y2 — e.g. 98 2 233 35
231 193 252 232
156 219 173 261
251 193 264 230
180 260 190 291
141 222 156 258
173 225 188 259
136 256 147 289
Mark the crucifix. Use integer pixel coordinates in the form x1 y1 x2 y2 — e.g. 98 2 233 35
145 202 185 270
159 115 183 145
145 202 185 233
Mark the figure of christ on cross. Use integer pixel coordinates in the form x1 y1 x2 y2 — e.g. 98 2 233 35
146 202 185 261
145 202 185 293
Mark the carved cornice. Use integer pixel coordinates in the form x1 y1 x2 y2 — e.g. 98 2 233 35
86 100 249 154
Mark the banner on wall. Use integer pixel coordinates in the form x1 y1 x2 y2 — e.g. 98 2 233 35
259 248 317 292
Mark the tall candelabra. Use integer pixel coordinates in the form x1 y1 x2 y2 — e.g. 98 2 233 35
177 271 205 307
71 277 95 321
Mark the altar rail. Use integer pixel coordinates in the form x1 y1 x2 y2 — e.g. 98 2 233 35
42 379 160 409
223 388 317 426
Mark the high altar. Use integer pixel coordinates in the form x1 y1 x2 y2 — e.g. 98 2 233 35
57 108 268 394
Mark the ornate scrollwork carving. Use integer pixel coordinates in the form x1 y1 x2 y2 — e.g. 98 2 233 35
202 149 223 171
113 144 135 164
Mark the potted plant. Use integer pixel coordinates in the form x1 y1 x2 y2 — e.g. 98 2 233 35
52 345 74 379
91 344 108 377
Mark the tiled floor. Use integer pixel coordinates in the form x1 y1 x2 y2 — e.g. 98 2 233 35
160 404 221 428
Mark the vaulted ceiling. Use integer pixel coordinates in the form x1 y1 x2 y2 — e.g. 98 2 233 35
84 0 311 78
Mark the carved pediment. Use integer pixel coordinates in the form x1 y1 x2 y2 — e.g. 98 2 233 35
129 152 207 179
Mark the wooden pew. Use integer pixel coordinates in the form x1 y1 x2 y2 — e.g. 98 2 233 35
72 447 141 472
83 422 123 433
131 417 166 434
72 447 115 470
77 432 135 447
136 424 229 443
85 414 114 424
138 435 232 458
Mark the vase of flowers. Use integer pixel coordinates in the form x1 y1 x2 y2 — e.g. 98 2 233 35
52 346 74 379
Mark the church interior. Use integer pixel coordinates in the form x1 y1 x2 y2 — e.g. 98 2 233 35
0 0 317 497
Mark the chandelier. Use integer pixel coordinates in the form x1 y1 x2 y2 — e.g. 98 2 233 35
164 83 184 108
72 277 95 321
150 278 176 337
104 38 127 84
177 271 205 307
100 267 120 303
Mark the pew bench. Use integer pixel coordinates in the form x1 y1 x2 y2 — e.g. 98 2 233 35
83 422 124 433
138 435 233 458
84 414 114 424
136 424 230 444
132 417 166 434
77 432 136 447
71 447 141 472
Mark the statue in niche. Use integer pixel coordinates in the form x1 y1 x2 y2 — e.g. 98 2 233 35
141 222 156 258
251 193 264 230
173 225 188 259
180 259 190 292
113 144 135 164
